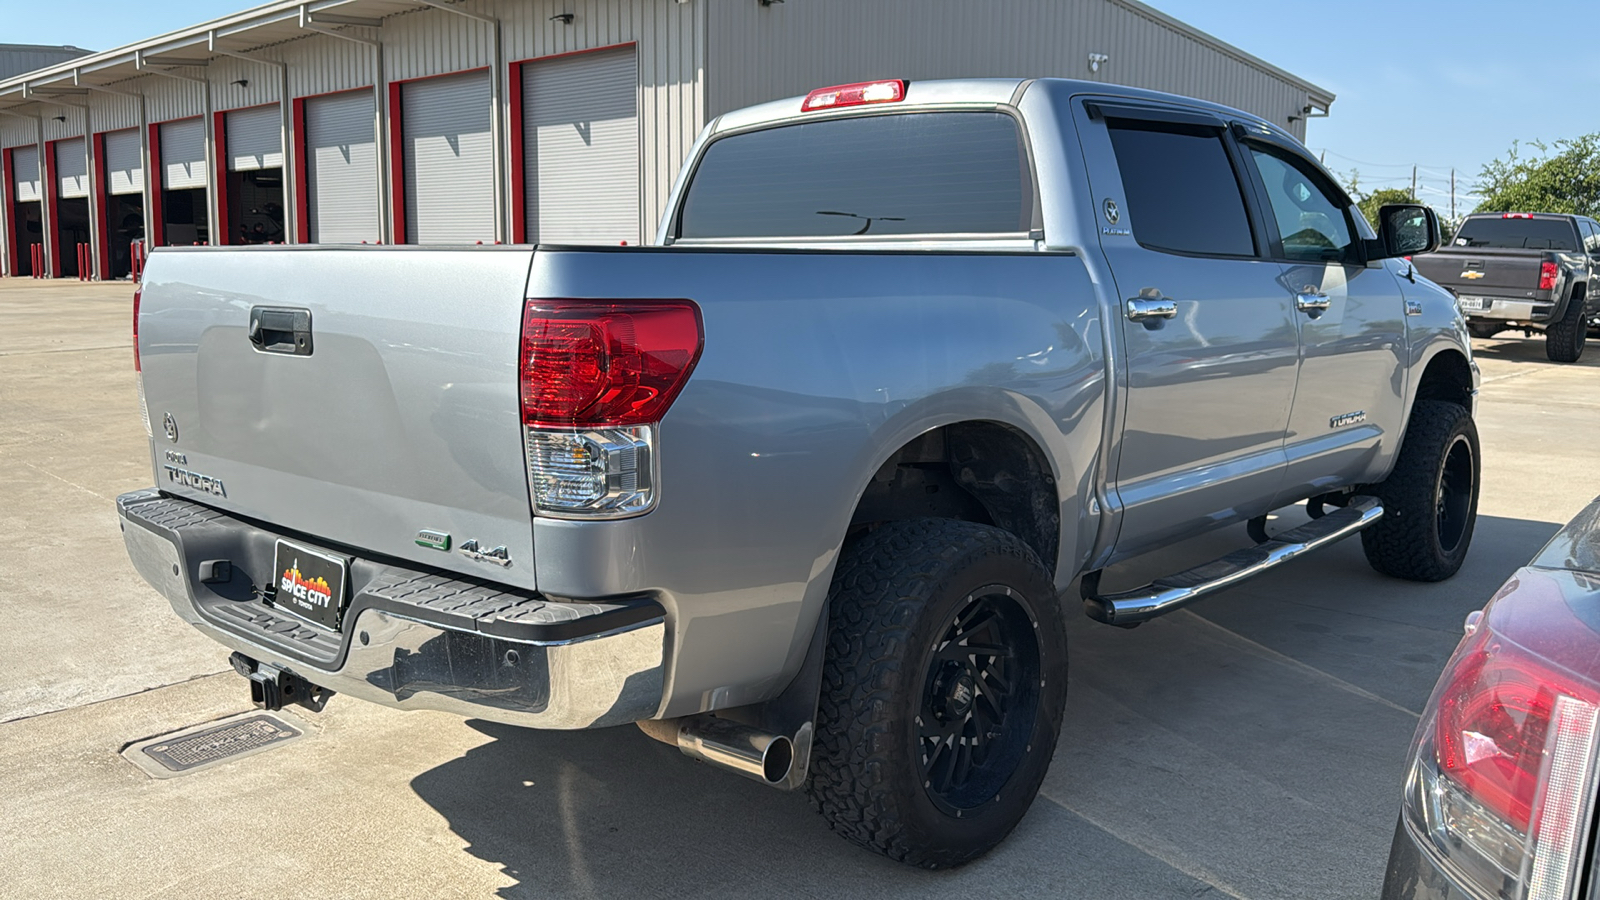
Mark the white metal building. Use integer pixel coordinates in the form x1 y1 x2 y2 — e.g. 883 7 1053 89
0 0 1334 280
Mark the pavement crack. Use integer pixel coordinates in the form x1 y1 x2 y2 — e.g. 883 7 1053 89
0 670 235 726
0 344 128 357
1177 610 1421 719
18 460 115 502
1038 789 1254 900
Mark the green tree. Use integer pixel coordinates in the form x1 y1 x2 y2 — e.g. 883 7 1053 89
1357 188 1419 230
1476 134 1600 216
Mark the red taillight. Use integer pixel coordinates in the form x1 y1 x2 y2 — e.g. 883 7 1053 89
1435 630 1596 832
1503 212 1535 219
132 286 142 372
519 300 703 428
801 80 906 112
1539 262 1559 291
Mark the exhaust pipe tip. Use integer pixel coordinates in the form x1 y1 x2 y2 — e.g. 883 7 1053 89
673 715 795 786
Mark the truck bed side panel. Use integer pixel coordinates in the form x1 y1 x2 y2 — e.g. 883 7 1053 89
524 247 1105 715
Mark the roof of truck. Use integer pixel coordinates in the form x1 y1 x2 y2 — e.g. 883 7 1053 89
710 77 1287 142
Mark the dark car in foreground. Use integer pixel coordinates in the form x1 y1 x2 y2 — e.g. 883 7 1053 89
1384 497 1600 900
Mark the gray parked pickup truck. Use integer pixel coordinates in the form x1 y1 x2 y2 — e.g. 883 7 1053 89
1412 212 1600 361
120 77 1478 867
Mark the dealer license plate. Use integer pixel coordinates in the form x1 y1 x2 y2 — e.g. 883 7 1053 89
1456 296 1491 312
271 539 349 630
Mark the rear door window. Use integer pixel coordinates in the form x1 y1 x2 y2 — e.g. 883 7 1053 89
677 112 1030 239
1105 121 1256 257
1453 218 1579 251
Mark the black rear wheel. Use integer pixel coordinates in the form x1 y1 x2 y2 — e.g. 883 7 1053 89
809 519 1067 868
1546 289 1588 362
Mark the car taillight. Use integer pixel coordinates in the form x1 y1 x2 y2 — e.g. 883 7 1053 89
1403 623 1600 900
133 287 151 438
1539 262 1558 292
1503 213 1535 219
519 299 703 518
801 79 906 112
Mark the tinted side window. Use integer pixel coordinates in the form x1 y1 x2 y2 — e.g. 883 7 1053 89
1581 219 1600 253
677 112 1029 239
1105 121 1255 257
1247 146 1355 263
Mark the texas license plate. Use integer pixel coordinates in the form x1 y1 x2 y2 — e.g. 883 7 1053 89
272 539 349 630
1456 296 1490 311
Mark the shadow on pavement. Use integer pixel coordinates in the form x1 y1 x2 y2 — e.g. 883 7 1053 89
409 513 1562 900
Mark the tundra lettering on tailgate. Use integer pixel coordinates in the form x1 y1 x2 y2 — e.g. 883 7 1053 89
163 465 226 497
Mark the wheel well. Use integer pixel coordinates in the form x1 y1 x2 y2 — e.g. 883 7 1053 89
1414 350 1473 410
849 422 1060 576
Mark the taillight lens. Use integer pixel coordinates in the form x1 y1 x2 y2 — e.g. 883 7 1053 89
1539 262 1558 292
520 300 702 429
1403 623 1600 900
519 299 703 518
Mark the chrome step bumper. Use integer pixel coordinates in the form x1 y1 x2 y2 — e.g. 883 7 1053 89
1082 496 1383 627
118 489 665 729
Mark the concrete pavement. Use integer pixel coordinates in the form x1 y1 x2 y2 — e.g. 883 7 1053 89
3 278 1598 899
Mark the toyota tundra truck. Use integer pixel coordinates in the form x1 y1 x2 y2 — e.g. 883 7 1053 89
1412 212 1600 361
119 77 1479 867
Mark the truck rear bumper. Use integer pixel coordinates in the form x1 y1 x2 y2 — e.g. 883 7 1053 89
1459 297 1553 322
118 489 665 729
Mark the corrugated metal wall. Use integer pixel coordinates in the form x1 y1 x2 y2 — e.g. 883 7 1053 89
1 117 37 150
89 91 141 134
501 0 703 236
707 0 1317 140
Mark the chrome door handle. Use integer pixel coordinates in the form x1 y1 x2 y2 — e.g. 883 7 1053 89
1126 297 1178 321
1295 290 1332 312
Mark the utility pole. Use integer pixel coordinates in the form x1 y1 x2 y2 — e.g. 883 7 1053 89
1412 166 1418 202
1450 169 1456 222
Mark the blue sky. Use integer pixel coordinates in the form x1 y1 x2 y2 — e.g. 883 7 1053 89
7 0 1594 214
1155 0 1599 212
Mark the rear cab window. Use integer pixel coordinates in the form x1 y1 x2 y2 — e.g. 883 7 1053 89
675 112 1033 240
1453 217 1580 251
1103 121 1256 257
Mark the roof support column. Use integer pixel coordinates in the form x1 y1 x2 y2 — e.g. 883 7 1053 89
136 50 216 247
207 36 296 243
32 84 95 280
300 7 388 243
77 78 148 274
0 108 37 277
415 0 506 245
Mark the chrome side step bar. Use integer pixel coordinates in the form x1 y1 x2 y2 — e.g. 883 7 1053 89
1082 496 1383 628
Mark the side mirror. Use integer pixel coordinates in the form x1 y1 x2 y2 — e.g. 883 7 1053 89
1371 204 1442 259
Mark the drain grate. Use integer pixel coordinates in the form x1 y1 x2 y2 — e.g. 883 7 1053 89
141 714 302 773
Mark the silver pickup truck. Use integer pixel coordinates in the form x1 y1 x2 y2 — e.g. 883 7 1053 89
120 77 1478 867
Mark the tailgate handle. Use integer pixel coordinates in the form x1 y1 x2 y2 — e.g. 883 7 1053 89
249 307 313 356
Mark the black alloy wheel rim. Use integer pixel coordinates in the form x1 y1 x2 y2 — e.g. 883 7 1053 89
1436 435 1474 554
916 585 1043 816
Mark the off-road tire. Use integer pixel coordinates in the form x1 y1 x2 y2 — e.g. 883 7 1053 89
1546 288 1588 362
1360 401 1480 581
807 519 1067 869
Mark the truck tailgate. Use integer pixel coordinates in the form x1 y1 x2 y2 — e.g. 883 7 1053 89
137 246 540 590
1413 249 1546 298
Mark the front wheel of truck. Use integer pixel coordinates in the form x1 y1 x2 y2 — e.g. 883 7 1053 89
807 518 1067 868
1359 400 1480 582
